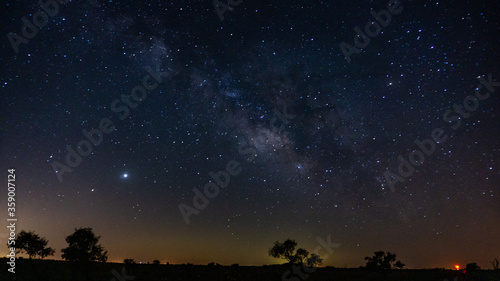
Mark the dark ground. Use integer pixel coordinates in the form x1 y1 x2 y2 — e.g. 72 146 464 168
0 258 499 281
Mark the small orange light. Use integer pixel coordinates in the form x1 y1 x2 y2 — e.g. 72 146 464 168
454 265 460 270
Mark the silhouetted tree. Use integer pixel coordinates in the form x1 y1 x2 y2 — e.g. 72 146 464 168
364 251 404 271
465 262 480 272
305 253 323 267
268 239 298 264
395 260 405 269
153 260 160 265
268 239 323 267
8 230 55 281
294 248 310 264
61 228 108 281
10 230 55 259
491 258 499 270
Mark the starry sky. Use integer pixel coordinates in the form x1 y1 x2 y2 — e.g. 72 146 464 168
1 0 499 269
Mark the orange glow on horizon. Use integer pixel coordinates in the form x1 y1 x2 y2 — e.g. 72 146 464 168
454 265 460 270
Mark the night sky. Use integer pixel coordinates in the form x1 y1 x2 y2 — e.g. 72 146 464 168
1 0 499 269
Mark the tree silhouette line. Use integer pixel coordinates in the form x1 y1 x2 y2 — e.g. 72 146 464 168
267 239 406 271
363 250 405 271
7 228 106 281
6 232 498 281
267 238 498 273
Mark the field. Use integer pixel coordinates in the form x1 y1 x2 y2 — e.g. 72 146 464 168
0 258 498 281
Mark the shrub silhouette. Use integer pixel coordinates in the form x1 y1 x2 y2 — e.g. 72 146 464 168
465 262 480 272
364 251 405 271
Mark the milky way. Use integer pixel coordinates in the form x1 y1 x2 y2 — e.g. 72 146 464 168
0 0 499 268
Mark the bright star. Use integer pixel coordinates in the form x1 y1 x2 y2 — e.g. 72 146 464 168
121 173 128 179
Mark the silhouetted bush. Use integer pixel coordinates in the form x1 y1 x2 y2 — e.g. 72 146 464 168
466 262 480 273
